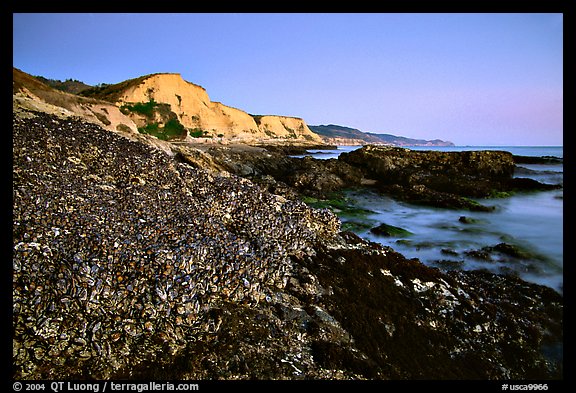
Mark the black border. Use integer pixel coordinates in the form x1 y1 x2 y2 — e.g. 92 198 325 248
9 1 573 390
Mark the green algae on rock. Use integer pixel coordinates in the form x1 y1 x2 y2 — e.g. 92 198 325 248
369 223 414 237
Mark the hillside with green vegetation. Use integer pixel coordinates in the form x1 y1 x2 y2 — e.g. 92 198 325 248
34 76 93 95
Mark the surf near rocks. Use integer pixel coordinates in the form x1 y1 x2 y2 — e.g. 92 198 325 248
338 145 561 210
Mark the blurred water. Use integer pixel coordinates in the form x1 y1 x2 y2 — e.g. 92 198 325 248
295 145 563 159
291 145 360 159
329 146 564 293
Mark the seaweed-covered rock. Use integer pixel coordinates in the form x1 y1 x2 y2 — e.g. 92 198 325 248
370 222 413 237
382 183 495 211
303 235 562 379
458 216 478 224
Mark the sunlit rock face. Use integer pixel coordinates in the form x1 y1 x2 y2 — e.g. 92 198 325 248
12 67 139 134
115 73 323 142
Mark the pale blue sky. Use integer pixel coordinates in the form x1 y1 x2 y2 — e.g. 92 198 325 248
13 13 563 145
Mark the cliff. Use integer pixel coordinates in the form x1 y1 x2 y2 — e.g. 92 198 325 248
13 68 322 144
85 73 322 143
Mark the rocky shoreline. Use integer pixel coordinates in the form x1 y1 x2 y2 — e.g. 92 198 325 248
13 110 562 379
174 143 561 212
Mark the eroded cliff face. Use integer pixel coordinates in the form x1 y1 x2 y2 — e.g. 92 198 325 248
116 73 322 142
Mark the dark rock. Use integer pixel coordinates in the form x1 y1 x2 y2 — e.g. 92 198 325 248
310 340 379 378
382 184 495 211
466 243 546 263
432 259 465 270
289 165 346 194
260 144 310 155
462 243 550 274
513 155 563 165
441 248 459 256
369 222 413 237
257 144 338 155
465 249 494 261
508 177 562 192
341 221 373 233
179 146 364 199
492 242 534 259
338 145 561 209
304 238 562 379
286 157 364 197
250 175 301 201
458 216 477 224
177 145 561 212
339 145 516 188
303 195 375 220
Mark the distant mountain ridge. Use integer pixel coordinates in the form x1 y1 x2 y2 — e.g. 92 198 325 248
309 124 454 146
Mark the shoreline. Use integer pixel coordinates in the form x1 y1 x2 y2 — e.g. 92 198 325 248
12 110 563 379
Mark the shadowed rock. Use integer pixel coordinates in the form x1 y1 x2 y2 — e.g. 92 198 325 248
513 155 563 165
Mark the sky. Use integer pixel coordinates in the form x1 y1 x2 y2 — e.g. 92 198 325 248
13 13 563 146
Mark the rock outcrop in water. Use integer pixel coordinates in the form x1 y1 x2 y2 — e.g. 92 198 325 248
174 144 365 199
338 145 561 210
13 110 562 379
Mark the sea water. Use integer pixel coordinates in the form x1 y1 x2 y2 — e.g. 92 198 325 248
291 145 361 160
301 146 564 293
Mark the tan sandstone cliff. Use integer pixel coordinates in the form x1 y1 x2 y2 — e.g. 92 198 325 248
114 73 322 143
13 68 323 145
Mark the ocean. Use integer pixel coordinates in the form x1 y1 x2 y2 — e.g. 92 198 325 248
298 146 564 293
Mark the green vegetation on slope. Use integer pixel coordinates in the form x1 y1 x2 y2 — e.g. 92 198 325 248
121 99 158 118
138 118 187 141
